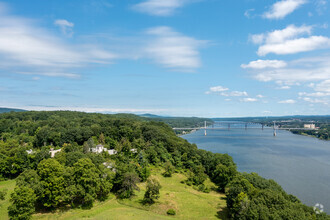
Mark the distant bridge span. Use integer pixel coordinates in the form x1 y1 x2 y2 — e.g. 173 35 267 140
173 121 319 136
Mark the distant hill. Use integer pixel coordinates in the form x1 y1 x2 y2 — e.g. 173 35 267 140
0 107 26 113
140 113 166 118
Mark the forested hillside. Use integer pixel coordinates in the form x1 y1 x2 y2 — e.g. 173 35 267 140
0 111 328 219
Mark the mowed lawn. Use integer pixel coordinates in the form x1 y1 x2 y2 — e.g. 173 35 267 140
0 179 16 220
3 169 228 220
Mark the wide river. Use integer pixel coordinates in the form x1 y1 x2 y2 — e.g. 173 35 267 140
182 122 330 213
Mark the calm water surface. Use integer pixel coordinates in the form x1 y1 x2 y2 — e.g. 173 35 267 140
183 123 330 212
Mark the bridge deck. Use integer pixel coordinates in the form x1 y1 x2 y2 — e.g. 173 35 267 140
173 127 318 130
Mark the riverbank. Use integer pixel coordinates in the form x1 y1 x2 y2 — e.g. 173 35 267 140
182 127 330 213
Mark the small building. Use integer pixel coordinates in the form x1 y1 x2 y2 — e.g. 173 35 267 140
130 148 138 153
49 148 62 158
90 144 107 153
304 124 315 129
108 149 117 155
26 149 33 154
102 162 113 169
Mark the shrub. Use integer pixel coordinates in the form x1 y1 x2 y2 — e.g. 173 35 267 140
143 178 161 204
167 209 176 215
163 162 175 177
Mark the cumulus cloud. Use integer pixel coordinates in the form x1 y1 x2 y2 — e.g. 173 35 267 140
145 26 205 71
278 99 296 104
263 0 307 19
208 86 229 92
241 60 287 69
251 25 312 45
54 19 74 37
248 56 330 84
250 25 330 56
132 0 190 16
257 36 330 56
205 86 248 97
241 98 258 102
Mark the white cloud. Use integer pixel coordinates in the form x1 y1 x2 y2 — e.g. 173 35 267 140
250 34 265 44
257 36 330 56
145 26 204 71
225 91 248 97
299 91 330 97
256 94 264 98
265 25 312 44
54 19 74 37
316 0 327 14
277 85 291 89
263 0 307 19
315 80 330 92
241 98 258 102
251 25 312 45
205 86 248 97
209 86 229 92
301 97 328 104
0 7 116 78
278 99 296 104
241 59 287 69
249 56 330 84
244 9 255 18
249 25 330 56
132 0 189 16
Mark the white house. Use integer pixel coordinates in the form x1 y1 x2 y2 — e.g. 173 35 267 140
108 149 117 155
49 148 62 158
26 149 33 154
90 144 107 153
102 162 113 169
304 124 316 129
130 148 138 153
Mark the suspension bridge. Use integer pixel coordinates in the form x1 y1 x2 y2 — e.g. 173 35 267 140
173 121 319 136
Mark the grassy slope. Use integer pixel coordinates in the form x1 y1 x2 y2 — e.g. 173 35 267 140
32 168 227 220
0 180 16 219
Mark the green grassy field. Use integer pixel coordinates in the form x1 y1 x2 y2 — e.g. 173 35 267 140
0 179 16 220
0 169 228 220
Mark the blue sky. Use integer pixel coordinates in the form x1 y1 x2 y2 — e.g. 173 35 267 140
0 0 329 117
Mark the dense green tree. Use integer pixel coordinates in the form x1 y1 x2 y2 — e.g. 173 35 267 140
16 170 42 197
37 159 65 209
188 165 207 185
72 158 100 208
213 163 237 192
118 172 140 199
98 133 105 145
8 186 36 220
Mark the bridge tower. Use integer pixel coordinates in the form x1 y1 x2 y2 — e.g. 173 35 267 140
273 121 277 136
204 121 207 136
245 123 247 130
